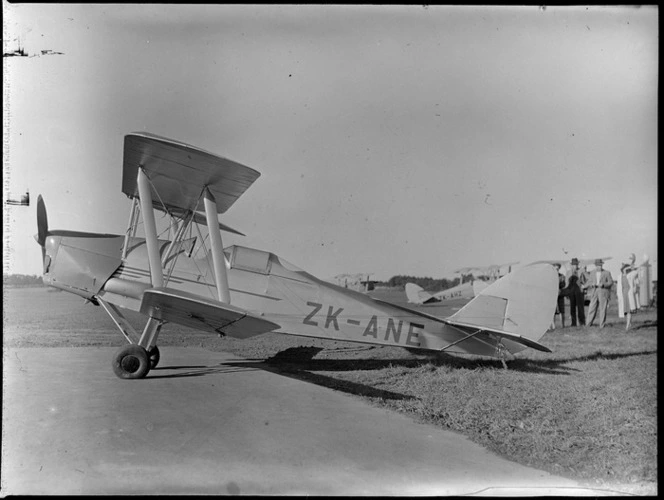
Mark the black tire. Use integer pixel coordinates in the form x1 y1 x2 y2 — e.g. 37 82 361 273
112 344 150 379
148 346 160 369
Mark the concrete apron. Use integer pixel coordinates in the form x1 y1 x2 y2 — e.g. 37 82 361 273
3 346 597 496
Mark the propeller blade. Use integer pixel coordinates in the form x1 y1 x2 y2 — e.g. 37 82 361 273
36 194 48 247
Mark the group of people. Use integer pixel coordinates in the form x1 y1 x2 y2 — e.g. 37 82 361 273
551 254 647 331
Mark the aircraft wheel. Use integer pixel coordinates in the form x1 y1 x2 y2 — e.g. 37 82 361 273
148 346 160 369
112 345 150 379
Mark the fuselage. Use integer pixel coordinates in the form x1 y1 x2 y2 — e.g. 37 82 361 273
41 232 509 357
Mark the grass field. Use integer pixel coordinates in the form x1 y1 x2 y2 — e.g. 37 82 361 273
4 286 657 494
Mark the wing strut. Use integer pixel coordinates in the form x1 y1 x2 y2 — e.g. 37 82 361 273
203 187 231 303
122 197 139 260
137 167 164 288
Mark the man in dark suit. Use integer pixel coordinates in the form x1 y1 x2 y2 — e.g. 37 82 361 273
566 257 586 326
586 258 613 329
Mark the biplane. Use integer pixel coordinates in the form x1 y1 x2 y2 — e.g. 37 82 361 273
35 132 559 379
404 262 519 305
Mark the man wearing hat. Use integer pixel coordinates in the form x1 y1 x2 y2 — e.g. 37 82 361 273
565 257 586 326
585 258 614 329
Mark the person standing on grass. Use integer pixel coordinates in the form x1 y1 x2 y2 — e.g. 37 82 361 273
550 263 567 329
617 262 633 331
586 258 613 329
565 257 586 327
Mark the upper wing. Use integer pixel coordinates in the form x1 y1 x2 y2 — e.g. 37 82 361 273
122 132 260 214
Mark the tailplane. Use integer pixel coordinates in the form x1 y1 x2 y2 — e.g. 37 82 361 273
445 264 558 353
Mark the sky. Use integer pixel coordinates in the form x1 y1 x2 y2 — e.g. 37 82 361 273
3 4 658 283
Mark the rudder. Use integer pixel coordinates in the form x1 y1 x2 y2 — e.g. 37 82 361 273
448 264 558 344
405 283 434 304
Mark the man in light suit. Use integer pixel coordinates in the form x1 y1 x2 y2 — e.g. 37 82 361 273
585 258 613 329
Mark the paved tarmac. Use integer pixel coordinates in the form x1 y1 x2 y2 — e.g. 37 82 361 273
2 346 618 496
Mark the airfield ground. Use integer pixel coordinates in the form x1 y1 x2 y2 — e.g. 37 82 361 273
3 286 657 495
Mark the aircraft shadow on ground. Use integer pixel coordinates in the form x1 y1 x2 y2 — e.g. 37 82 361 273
261 346 577 375
240 345 658 380
146 364 259 379
146 346 656 385
224 356 416 401
507 349 657 374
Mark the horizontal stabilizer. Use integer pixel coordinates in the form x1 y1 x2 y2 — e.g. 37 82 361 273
122 132 260 215
443 319 552 352
140 287 280 339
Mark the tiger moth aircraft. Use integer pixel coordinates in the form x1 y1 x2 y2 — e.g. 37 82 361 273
405 262 519 305
35 132 559 379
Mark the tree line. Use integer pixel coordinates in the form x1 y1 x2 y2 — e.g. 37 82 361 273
3 274 44 287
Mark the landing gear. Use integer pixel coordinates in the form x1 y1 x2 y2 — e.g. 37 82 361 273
148 345 160 369
98 297 165 379
112 344 151 379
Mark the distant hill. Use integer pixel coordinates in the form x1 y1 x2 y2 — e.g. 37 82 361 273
3 274 44 287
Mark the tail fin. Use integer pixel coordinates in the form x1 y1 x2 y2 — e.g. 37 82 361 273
405 283 436 304
446 264 557 353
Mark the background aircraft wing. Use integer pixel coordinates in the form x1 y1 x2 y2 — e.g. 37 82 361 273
453 261 519 279
140 288 280 339
122 132 260 214
528 257 612 267
453 266 478 274
527 259 566 266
